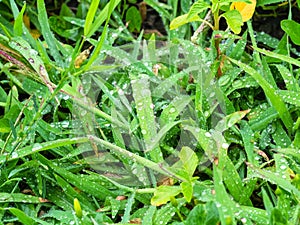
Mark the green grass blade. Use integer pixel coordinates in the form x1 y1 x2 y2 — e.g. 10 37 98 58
278 90 300 107
275 64 299 91
253 46 300 67
84 0 101 36
0 137 88 163
8 208 37 225
159 95 191 127
87 135 182 180
37 0 63 65
86 0 121 38
121 192 136 223
249 107 278 131
247 163 300 197
229 57 293 133
213 164 236 224
0 193 41 203
37 154 116 200
131 75 163 162
13 3 26 36
240 121 255 164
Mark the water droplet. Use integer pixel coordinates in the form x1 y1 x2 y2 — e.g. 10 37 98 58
11 152 18 158
205 132 212 137
169 108 176 113
222 143 229 149
32 143 42 151
241 218 247 223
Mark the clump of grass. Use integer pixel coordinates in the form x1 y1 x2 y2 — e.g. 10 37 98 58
0 0 300 224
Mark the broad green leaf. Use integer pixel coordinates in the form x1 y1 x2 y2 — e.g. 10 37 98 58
181 181 193 202
151 185 181 206
222 10 243 34
126 6 142 32
185 204 207 225
187 0 211 19
170 13 201 30
179 146 199 178
281 20 300 46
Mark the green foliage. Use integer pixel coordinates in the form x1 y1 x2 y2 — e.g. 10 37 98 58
0 0 300 224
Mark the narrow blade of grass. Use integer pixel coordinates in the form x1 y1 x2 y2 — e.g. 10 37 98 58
86 0 121 38
131 75 163 162
8 208 37 225
0 137 88 163
253 46 300 67
229 57 293 134
84 0 100 36
37 0 63 65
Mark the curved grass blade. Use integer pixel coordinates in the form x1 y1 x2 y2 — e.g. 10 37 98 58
228 57 293 133
253 46 300 68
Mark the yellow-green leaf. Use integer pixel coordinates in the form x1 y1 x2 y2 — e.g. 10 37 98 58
222 10 243 34
170 14 201 30
151 186 181 206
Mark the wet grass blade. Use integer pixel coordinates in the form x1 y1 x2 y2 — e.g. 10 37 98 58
253 46 300 67
37 0 63 65
247 163 300 197
131 75 163 162
229 57 293 134
0 137 88 163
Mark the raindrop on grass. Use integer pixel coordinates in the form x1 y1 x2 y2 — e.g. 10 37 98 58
169 108 176 113
11 152 18 158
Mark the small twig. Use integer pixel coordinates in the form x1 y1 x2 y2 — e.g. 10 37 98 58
191 10 213 43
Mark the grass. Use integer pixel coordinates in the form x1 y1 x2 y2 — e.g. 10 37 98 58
0 0 300 224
